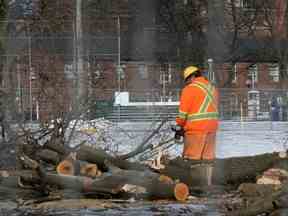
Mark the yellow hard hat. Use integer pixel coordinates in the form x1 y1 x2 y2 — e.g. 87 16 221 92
183 66 199 80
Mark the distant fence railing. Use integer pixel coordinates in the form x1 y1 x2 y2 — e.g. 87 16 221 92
111 88 288 121
2 87 288 122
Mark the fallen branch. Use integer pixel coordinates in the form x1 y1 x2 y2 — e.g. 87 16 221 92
119 118 169 160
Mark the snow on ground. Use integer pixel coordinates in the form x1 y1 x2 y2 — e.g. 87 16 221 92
66 119 288 159
216 121 288 158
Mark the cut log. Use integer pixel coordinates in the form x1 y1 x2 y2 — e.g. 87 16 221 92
20 155 189 201
43 171 189 201
56 159 79 176
36 149 60 165
174 183 189 201
159 153 287 187
238 183 281 197
44 143 148 171
43 173 126 195
270 209 288 216
43 139 67 155
158 175 174 184
76 146 148 171
80 162 101 178
0 169 41 189
227 182 288 216
103 162 189 201
57 158 100 178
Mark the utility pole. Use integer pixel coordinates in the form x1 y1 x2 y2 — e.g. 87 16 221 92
207 58 215 84
76 0 85 102
28 25 33 122
16 56 22 113
117 16 121 96
117 16 121 122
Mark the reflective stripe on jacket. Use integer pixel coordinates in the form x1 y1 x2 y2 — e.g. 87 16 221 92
176 77 219 133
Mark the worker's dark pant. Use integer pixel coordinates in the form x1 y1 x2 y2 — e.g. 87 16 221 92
183 132 216 160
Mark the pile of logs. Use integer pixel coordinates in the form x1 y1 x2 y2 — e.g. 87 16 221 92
1 123 288 216
0 133 190 204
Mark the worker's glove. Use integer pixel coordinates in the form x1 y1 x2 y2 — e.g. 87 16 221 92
171 125 184 143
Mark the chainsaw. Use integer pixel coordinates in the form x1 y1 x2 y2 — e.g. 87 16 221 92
171 125 184 143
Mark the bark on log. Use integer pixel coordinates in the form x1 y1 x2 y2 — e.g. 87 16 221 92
0 169 41 198
37 170 189 201
160 153 287 187
44 142 148 171
18 154 190 201
36 149 60 165
33 157 189 201
43 173 126 195
103 162 189 201
270 209 288 216
238 183 281 197
43 139 66 155
227 182 288 216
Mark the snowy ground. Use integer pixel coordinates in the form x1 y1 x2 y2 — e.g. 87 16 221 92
66 120 288 159
126 121 288 158
216 121 288 158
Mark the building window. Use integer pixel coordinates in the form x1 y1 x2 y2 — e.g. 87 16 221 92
248 64 258 83
232 63 237 83
268 63 279 82
183 0 188 5
160 64 172 85
240 0 256 9
138 64 148 79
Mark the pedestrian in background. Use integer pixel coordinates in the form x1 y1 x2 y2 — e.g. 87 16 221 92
270 96 280 121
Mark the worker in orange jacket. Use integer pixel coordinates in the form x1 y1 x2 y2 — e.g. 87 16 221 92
175 65 219 161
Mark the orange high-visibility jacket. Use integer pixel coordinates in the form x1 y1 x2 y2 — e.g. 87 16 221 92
176 77 219 133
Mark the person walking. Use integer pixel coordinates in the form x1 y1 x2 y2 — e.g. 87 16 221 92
174 66 219 184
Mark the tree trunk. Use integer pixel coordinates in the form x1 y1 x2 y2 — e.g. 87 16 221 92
40 169 189 201
227 182 288 216
238 183 281 197
44 143 148 171
160 153 286 187
36 149 60 165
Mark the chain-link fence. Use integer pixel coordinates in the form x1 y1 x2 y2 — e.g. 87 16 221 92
1 84 288 123
45 88 288 122
219 88 288 121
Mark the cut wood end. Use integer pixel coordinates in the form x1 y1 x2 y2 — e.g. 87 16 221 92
278 151 287 158
174 183 189 201
0 170 9 177
79 127 97 135
80 164 98 178
96 170 102 177
57 160 75 176
256 176 281 185
158 175 174 184
121 184 146 193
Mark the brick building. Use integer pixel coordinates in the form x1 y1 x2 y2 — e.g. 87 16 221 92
3 0 288 121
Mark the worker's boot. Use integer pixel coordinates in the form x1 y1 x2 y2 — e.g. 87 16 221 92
203 163 214 186
206 165 213 186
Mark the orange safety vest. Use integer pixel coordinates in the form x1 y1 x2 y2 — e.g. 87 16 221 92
176 77 219 133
